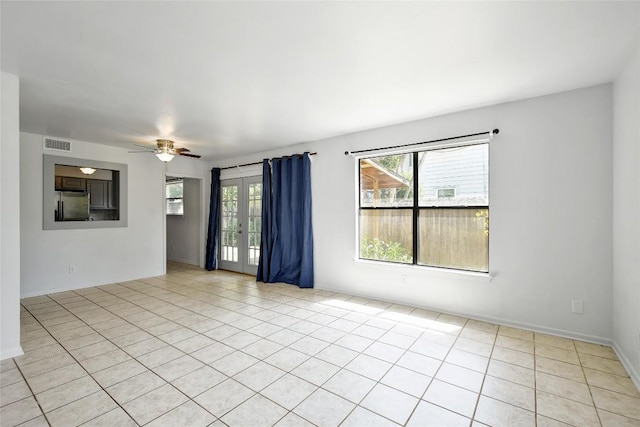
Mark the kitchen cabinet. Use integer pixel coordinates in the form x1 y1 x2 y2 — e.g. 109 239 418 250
87 179 116 209
87 180 107 209
55 176 86 191
107 181 117 208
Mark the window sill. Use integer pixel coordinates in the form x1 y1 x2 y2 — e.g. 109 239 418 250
354 258 493 281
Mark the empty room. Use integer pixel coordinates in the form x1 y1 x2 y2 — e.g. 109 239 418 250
1 1 639 426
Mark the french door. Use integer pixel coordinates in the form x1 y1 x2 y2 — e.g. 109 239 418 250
219 176 262 275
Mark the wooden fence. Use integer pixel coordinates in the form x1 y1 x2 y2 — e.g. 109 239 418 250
360 208 488 271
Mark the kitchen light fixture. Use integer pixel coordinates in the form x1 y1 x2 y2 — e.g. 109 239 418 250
79 167 96 175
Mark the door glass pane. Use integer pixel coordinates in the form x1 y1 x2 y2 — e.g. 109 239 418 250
221 185 239 262
359 209 412 263
418 208 489 272
247 182 262 266
360 154 413 207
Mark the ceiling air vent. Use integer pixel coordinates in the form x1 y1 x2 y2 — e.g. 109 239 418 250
43 137 72 152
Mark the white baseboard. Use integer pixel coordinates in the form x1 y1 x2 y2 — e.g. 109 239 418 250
20 270 165 299
166 256 199 266
1 346 24 360
613 342 640 392
21 281 103 299
460 311 612 346
316 283 612 346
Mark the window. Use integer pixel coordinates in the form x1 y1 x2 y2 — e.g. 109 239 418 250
437 187 456 199
43 155 128 230
359 143 489 272
166 179 184 215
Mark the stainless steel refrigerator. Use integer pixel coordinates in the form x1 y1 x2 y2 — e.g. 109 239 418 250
54 191 90 221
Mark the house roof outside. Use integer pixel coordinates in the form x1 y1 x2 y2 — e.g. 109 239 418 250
360 158 410 190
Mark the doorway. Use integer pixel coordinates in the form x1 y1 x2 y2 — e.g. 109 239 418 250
219 176 262 275
165 176 203 267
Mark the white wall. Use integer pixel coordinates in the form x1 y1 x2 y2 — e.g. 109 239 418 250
214 84 614 343
612 44 640 386
20 132 167 296
167 178 202 265
166 154 209 182
1 72 23 359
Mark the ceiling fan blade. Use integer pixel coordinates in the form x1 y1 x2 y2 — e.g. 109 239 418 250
128 150 154 153
175 147 191 153
179 152 202 159
133 144 155 151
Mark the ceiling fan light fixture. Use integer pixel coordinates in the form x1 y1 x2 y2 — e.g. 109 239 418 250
155 139 175 162
79 167 96 175
156 152 174 162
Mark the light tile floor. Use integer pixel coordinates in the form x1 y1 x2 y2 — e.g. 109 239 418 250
2 262 639 426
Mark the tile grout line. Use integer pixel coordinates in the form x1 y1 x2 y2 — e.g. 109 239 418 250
14 295 541 427
335 323 417 426
14 264 639 427
20 298 128 427
80 284 258 425
94 275 362 425
168 270 636 424
105 272 431 426
577 340 604 427
468 320 496 425
22 288 228 426
110 288 479 425
10 320 52 427
400 320 466 426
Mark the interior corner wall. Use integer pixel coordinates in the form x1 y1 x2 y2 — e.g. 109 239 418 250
612 44 640 386
20 132 166 297
167 178 202 266
1 72 23 359
215 84 614 343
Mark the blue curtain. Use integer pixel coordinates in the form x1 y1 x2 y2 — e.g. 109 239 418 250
205 168 221 270
257 160 272 282
257 153 314 288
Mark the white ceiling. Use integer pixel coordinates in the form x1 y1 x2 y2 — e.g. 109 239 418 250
1 1 638 161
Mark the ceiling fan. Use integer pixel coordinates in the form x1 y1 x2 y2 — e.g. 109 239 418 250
129 139 201 162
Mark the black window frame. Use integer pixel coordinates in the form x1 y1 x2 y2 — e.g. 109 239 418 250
358 144 489 273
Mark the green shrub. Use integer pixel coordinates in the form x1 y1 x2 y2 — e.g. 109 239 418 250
360 237 412 263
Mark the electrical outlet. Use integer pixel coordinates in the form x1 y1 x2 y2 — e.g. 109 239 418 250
571 300 584 314
68 265 75 274
636 330 640 351
401 275 407 284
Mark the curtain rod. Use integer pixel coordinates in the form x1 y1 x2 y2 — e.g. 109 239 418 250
219 152 318 170
344 129 499 156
